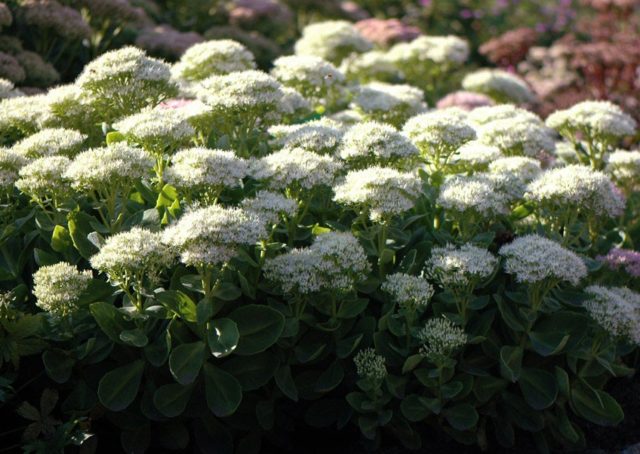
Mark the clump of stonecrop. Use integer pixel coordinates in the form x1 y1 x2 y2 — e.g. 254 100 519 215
1 26 639 454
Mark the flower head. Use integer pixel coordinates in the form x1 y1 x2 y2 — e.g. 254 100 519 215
294 20 372 64
16 156 70 200
417 317 467 359
584 285 640 345
113 107 195 152
499 234 587 285
339 121 419 168
382 273 434 311
11 128 86 159
546 101 636 139
270 55 345 102
240 190 297 225
462 69 535 104
354 348 387 381
268 119 343 154
0 148 26 189
171 39 256 81
351 82 427 128
425 243 497 288
33 262 92 316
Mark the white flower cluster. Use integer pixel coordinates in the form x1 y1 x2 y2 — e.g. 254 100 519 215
462 69 534 104
171 40 256 81
425 243 497 288
467 104 541 126
546 100 636 139
476 116 556 157
525 165 625 219
268 119 343 154
32 262 92 317
64 143 153 192
294 20 373 64
605 150 640 185
449 141 502 169
387 36 469 67
162 204 266 266
240 190 298 225
340 50 398 83
0 148 26 189
488 156 542 199
382 273 434 310
403 109 476 163
264 231 370 294
0 78 22 99
164 148 248 192
271 55 345 101
251 147 341 191
584 285 640 345
278 87 313 119
113 108 195 151
350 82 427 127
0 94 47 139
499 235 587 285
338 121 419 168
196 70 284 119
11 128 86 159
417 317 467 358
16 156 70 199
333 166 422 221
90 227 174 282
354 348 387 381
437 173 511 217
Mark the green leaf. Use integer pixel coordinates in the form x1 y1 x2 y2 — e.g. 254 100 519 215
337 298 369 319
274 365 298 402
519 368 558 410
314 361 344 393
153 383 193 418
499 346 523 382
443 403 479 431
89 302 128 343
156 291 197 323
169 341 206 385
529 331 570 356
106 131 125 144
473 376 507 403
144 330 171 367
400 395 430 422
42 350 74 384
211 282 242 302
207 318 239 358
203 363 242 417
401 354 423 374
97 360 144 411
228 305 285 355
119 329 148 348
571 385 623 426
51 225 72 252
221 352 278 391
67 211 99 258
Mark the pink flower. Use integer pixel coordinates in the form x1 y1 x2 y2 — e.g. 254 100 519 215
598 248 640 277
436 91 495 111
354 18 420 47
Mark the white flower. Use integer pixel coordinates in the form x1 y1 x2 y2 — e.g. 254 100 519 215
278 87 312 118
605 150 640 184
268 119 343 154
387 35 469 67
33 262 92 316
171 40 256 81
584 285 640 345
113 107 195 150
91 227 173 281
16 156 70 198
525 165 625 219
40 84 95 131
162 204 266 266
488 156 542 199
294 20 372 64
354 348 387 380
467 104 542 126
264 231 370 294
476 117 556 157
164 148 248 191
338 121 419 167
450 141 502 169
546 100 636 139
271 55 345 101
382 273 434 310
0 148 27 188
417 317 467 357
11 128 86 159
437 173 511 217
0 78 22 99
64 143 153 192
250 147 341 190
403 109 476 163
425 243 497 288
0 94 47 139
499 234 587 285
350 82 427 127
240 190 298 225
462 69 534 104
333 166 422 221
195 70 284 119
340 50 399 83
